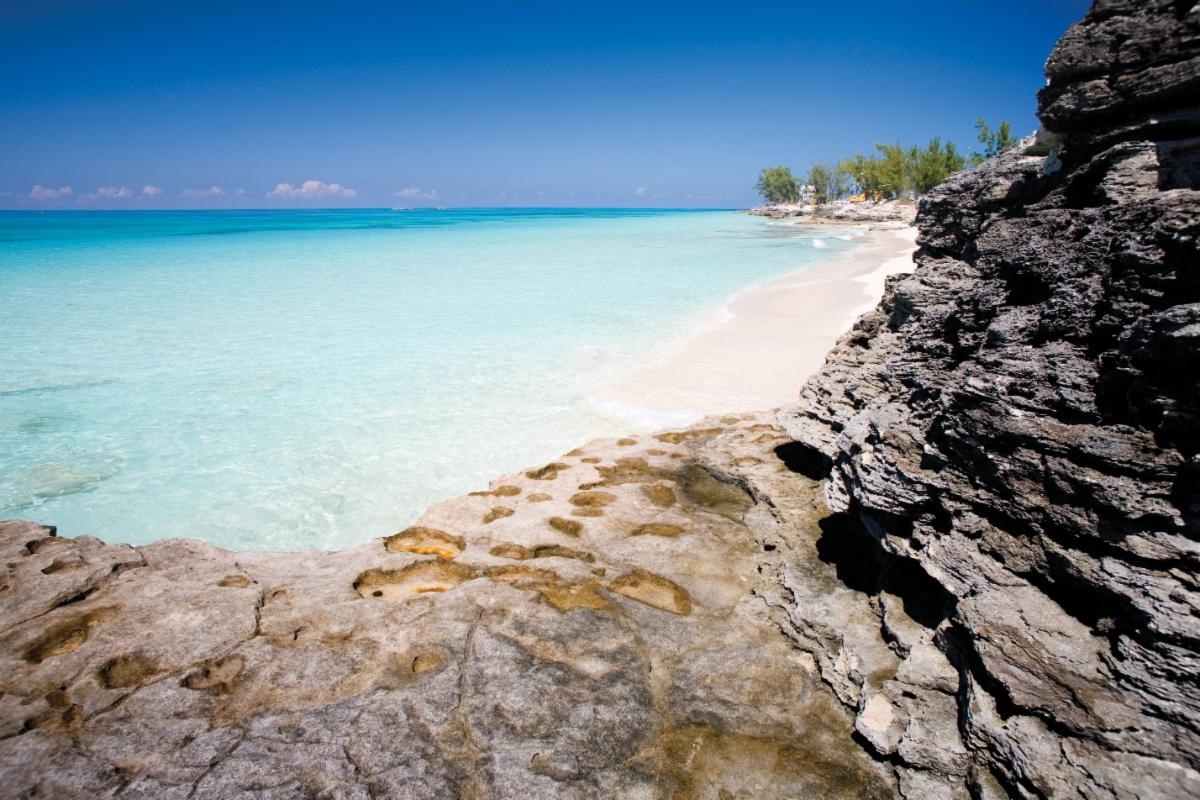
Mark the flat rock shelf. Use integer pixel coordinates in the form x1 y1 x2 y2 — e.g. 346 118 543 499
0 413 908 798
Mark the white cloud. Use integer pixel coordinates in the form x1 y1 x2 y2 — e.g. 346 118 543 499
634 186 647 197
142 185 161 196
181 186 225 198
29 185 73 200
393 186 437 201
85 186 133 200
269 180 357 199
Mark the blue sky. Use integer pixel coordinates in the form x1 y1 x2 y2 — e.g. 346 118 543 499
1 0 1090 209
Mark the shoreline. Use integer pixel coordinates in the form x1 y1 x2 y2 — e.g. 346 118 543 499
593 225 918 421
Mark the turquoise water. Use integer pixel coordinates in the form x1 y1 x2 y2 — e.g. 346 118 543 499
0 209 852 550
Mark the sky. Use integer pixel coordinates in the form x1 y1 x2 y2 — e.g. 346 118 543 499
0 0 1092 209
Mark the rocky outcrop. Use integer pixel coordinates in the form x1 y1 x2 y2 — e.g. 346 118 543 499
0 415 905 798
810 200 917 227
780 0 1200 796
747 200 916 226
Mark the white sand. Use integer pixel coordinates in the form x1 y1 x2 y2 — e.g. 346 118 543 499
595 226 917 421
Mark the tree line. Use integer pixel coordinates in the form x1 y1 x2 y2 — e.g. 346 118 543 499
756 118 1019 205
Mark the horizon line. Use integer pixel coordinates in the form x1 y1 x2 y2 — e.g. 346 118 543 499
0 205 743 214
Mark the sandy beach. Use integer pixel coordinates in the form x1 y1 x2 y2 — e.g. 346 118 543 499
597 226 918 419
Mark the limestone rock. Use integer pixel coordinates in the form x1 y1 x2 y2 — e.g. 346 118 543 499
780 1 1200 795
0 417 898 799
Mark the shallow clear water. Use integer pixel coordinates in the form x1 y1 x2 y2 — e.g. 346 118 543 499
0 209 851 550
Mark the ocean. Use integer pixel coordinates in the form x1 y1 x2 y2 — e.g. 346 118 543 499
0 208 853 550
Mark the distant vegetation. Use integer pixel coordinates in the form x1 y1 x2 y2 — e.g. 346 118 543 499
756 118 1019 205
755 166 802 204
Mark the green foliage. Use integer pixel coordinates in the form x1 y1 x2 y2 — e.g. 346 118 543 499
842 154 886 201
874 143 911 198
755 166 800 204
756 117 1012 206
808 161 851 204
831 138 967 200
912 138 967 194
971 117 1019 165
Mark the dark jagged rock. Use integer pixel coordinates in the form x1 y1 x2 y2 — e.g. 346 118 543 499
780 1 1200 796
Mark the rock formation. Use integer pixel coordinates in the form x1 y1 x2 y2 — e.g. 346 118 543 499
1 2 1196 798
0 416 904 798
780 0 1200 795
746 199 917 226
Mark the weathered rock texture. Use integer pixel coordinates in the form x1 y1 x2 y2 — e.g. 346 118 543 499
0 416 904 799
747 199 917 226
781 1 1200 796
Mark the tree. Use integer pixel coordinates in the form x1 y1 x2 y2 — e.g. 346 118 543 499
971 118 1019 165
843 154 887 200
912 137 967 194
755 166 800 205
808 164 830 203
811 161 849 203
807 162 851 204
874 143 911 199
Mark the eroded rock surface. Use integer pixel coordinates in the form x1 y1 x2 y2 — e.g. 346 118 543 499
781 1 1200 796
0 415 902 799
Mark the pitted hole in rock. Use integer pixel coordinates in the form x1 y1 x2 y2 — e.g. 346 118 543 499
490 543 533 560
385 527 466 560
584 458 674 489
774 441 833 480
816 513 885 595
484 565 611 613
41 558 85 575
531 545 595 563
469 484 522 497
570 490 617 508
485 564 561 584
23 536 64 556
483 506 515 524
97 652 160 689
489 543 594 562
547 517 583 536
526 462 570 480
677 464 754 518
534 579 612 613
354 561 477 601
182 654 244 694
608 569 693 615
631 523 687 538
571 508 605 518
641 483 676 507
1002 265 1053 307
655 427 723 444
389 649 449 685
816 512 952 629
659 723 895 800
217 575 252 588
24 607 117 664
